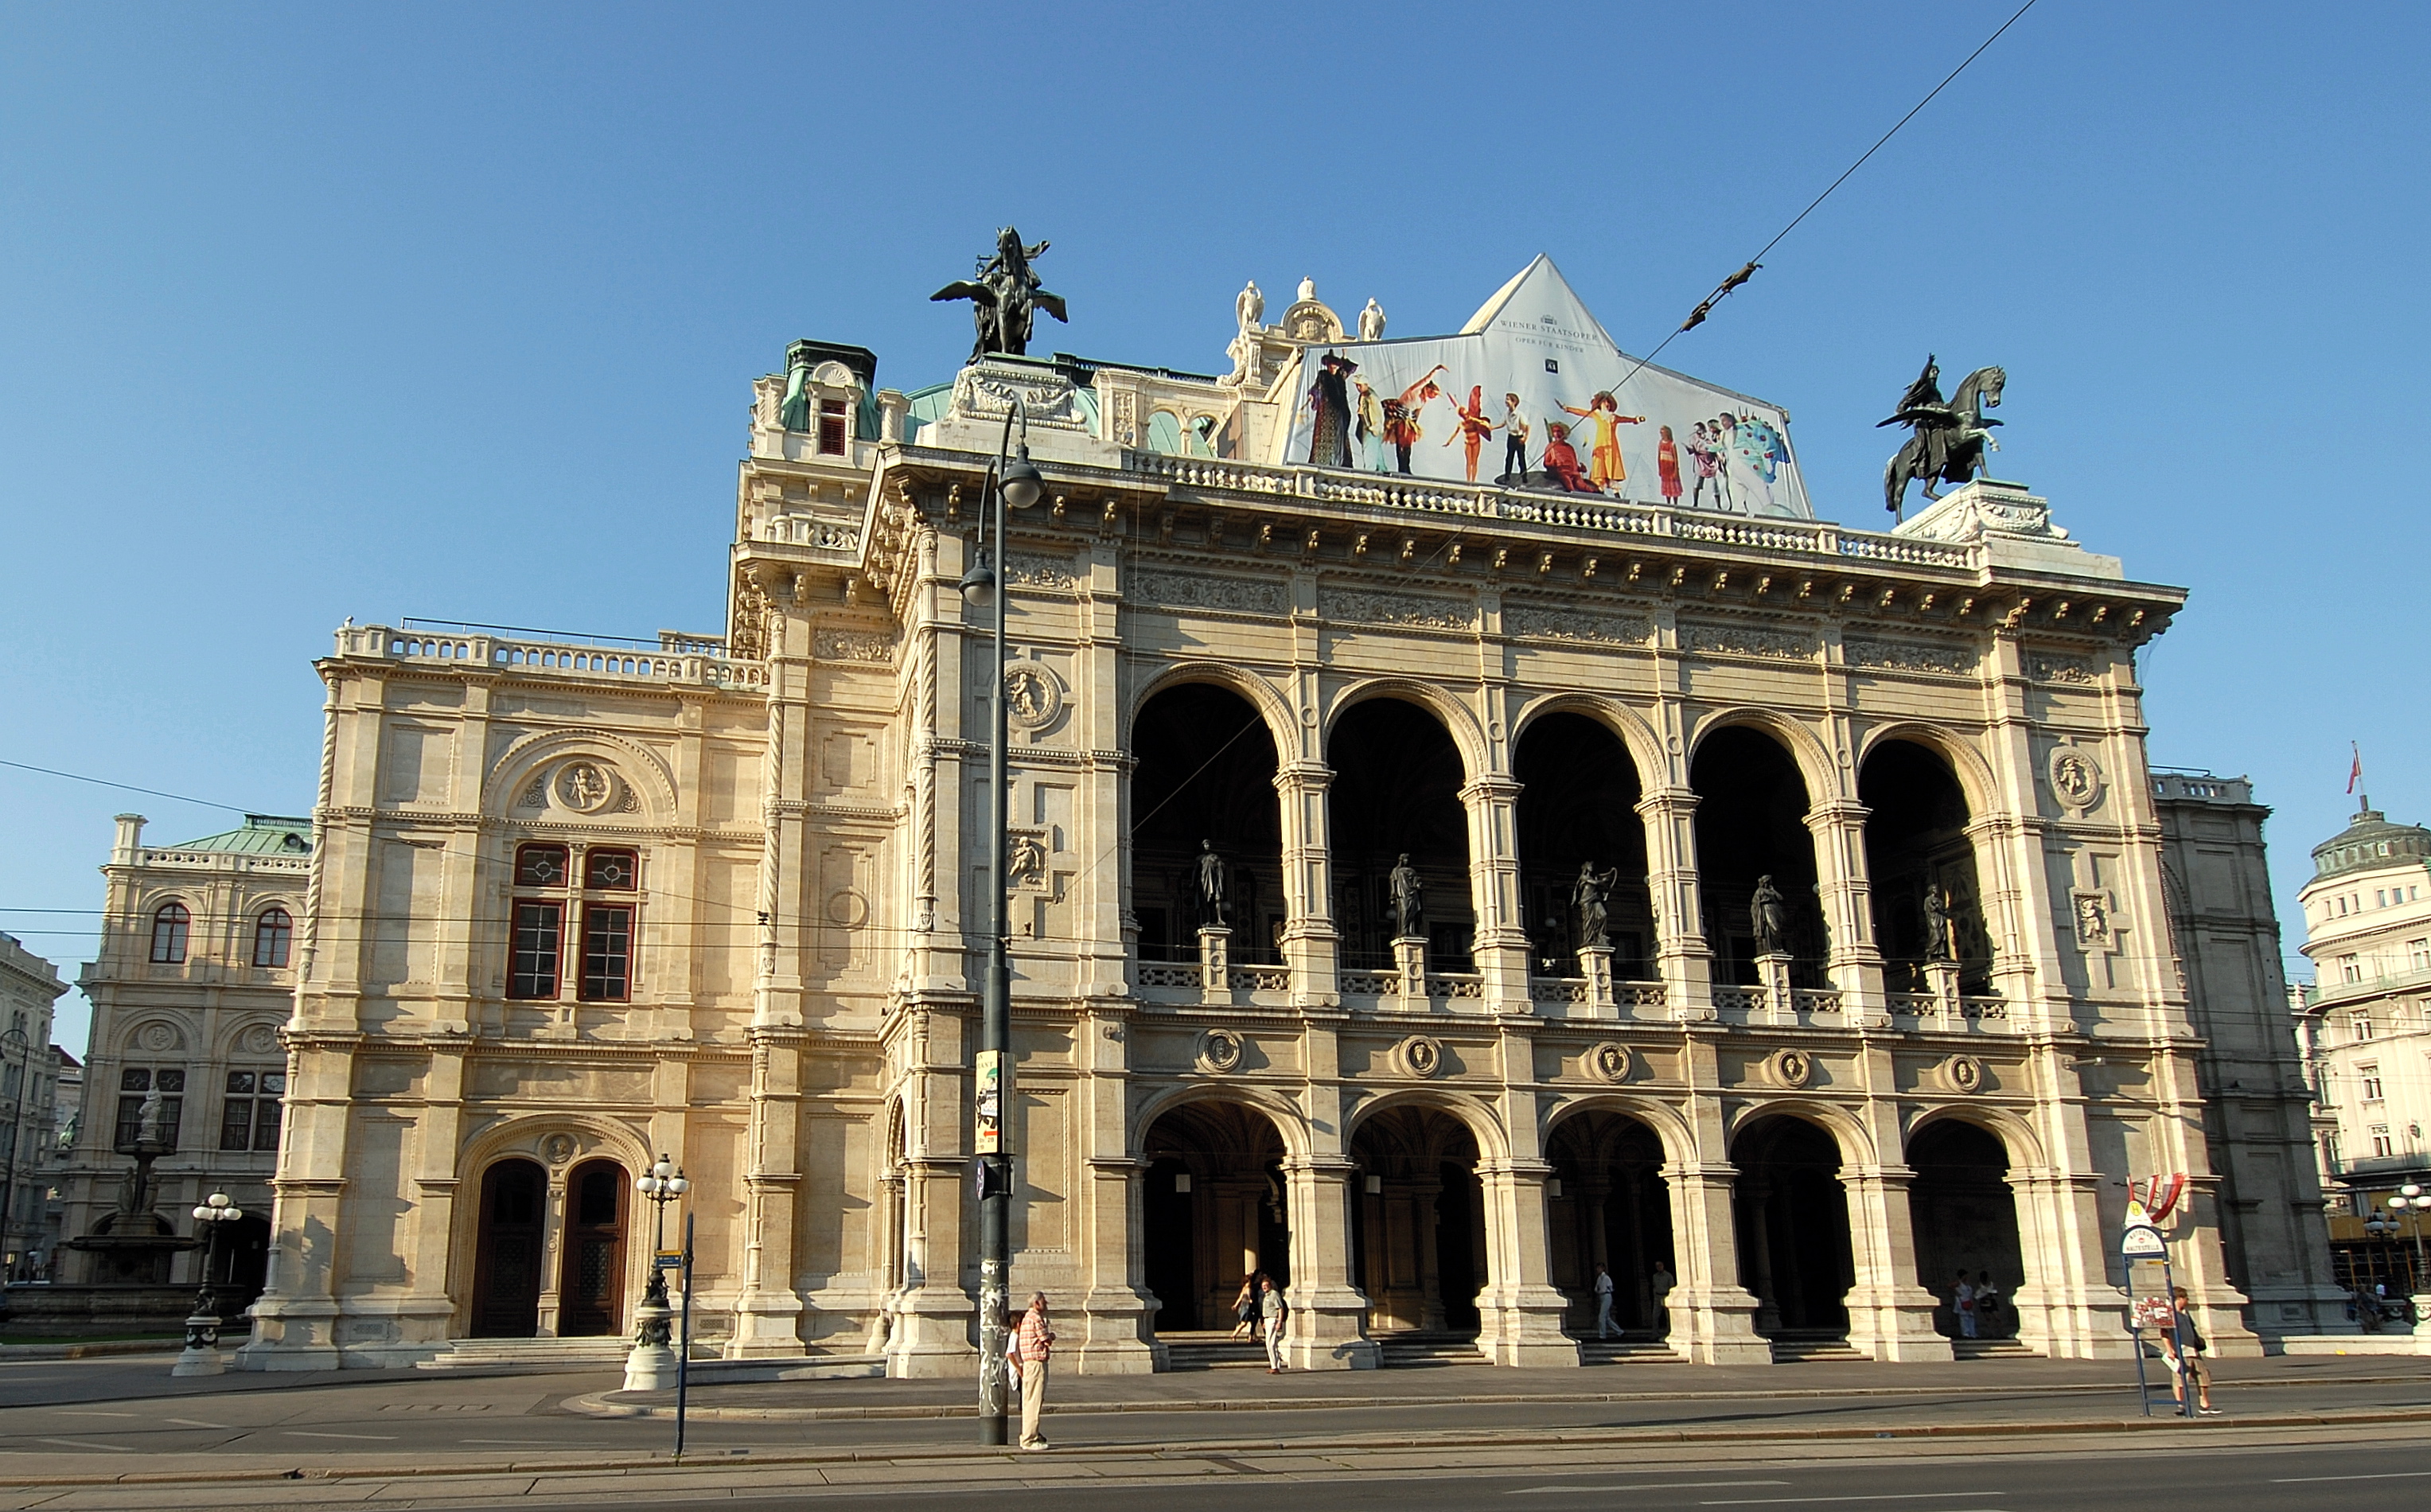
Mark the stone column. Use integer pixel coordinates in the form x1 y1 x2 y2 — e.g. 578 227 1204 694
233 1034 351 1370
1665 1159 1772 1362
1476 1158 1581 1366
1282 1156 1378 1369
1274 762 1340 1005
1637 786 1715 1022
1460 774 1530 1011
1806 799 1886 1015
1839 1163 1956 1362
727 1028 808 1357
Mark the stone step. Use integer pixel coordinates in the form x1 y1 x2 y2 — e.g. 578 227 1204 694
1767 1336 1870 1363
1377 1331 1487 1367
1156 1330 1272 1370
1577 1338 1681 1364
415 1335 697 1370
1951 1336 2039 1359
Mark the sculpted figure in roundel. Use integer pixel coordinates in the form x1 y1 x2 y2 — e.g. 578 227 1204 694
1772 1048 1813 1089
555 760 617 813
2048 748 2102 810
1588 1042 1632 1084
1400 1035 1443 1078
1197 1028 1245 1074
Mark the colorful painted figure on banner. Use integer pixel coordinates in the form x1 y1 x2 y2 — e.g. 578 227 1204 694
1727 412 1790 485
1560 392 1646 492
1656 424 1684 505
1539 421 1596 493
1685 422 1730 511
1306 353 1355 469
1381 365 1447 475
1442 385 1502 482
1354 378 1389 472
1500 393 1530 481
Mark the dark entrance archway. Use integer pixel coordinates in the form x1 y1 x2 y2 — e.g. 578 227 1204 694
1545 1110 1674 1338
1731 1115 1854 1339
1907 1120 2026 1339
1691 727 1825 987
555 1158 629 1337
1140 1101 1290 1339
1350 1105 1486 1335
1860 740 1993 993
470 1158 546 1337
1514 713 1654 980
1329 699 1471 970
1132 683 1284 964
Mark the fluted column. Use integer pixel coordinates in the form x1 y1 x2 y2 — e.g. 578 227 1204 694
1461 774 1529 1011
1274 762 1340 1004
1638 786 1715 1020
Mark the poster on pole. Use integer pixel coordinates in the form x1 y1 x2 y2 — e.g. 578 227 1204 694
1279 255 1812 520
974 1050 1003 1155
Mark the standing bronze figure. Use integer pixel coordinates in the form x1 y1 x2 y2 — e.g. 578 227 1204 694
932 228 1069 363
1880 355 2006 519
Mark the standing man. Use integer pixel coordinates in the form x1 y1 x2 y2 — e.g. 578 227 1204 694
1649 1261 1676 1339
1015 1292 1056 1450
1259 1272 1291 1373
1953 1268 1977 1339
2160 1287 2219 1416
1592 1263 1617 1339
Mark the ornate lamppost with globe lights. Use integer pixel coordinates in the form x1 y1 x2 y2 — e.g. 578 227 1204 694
623 1155 688 1391
172 1192 243 1377
2369 1183 2431 1324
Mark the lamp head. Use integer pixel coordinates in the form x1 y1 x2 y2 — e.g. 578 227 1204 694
2404 1183 2424 1198
668 1174 689 1195
636 1174 658 1194
193 1205 212 1222
208 1192 229 1210
653 1155 674 1180
1001 446 1044 511
958 552 996 608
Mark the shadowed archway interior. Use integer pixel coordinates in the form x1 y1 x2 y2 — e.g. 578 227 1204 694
1860 739 1993 993
470 1158 545 1338
1907 1120 2025 1339
1140 1101 1290 1335
1691 727 1825 988
1350 1106 1486 1335
1514 713 1653 980
1545 1110 1674 1336
1328 699 1471 970
1132 683 1283 963
1731 1116 1854 1339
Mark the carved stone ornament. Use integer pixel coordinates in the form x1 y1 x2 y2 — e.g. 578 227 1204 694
1685 622 1816 661
1131 570 1287 616
1007 832 1048 890
814 628 895 663
2047 747 2104 810
1397 1035 1446 1079
1768 1048 1814 1089
1504 604 1653 645
554 760 619 814
2072 891 2112 947
237 1023 279 1057
824 890 871 928
518 774 548 809
542 1133 579 1166
1843 636 1977 676
1196 1027 1245 1074
1943 1055 1986 1094
1003 662 1066 731
138 1021 183 1054
2028 652 2098 685
1587 1041 1633 1085
1322 586 1475 632
1006 552 1078 590
952 364 1079 427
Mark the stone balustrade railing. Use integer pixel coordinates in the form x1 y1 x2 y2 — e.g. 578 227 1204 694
341 626 767 689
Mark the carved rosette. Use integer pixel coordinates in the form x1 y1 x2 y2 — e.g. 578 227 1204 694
1195 1028 1245 1074
1394 1035 1446 1079
1587 1041 1633 1084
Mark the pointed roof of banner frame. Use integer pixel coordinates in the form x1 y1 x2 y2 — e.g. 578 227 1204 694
1459 254 1619 349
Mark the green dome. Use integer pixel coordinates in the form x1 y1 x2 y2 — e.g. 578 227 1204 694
2311 801 2431 882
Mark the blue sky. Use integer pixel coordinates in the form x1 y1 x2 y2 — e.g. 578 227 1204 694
4 2 2424 1050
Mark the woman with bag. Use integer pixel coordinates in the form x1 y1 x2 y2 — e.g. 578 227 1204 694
1229 1274 1259 1341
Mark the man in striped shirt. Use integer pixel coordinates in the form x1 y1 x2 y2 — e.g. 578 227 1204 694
1015 1292 1056 1449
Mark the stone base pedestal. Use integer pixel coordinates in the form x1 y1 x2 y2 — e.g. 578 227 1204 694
1393 936 1428 1008
624 1304 678 1391
1284 1282 1379 1370
1577 945 1615 1014
884 1287 980 1379
1846 1283 1958 1362
170 1308 225 1377
1924 960 1962 1025
1755 953 1795 1025
1668 1283 1775 1364
1478 1281 1580 1367
1198 926 1231 1007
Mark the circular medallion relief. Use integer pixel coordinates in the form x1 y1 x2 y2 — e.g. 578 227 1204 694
825 890 870 928
1397 1035 1445 1079
1195 1028 1245 1074
138 1021 182 1054
1945 1054 1985 1094
555 760 618 813
2047 747 2104 812
1003 664 1066 731
1770 1048 1814 1089
1588 1041 1633 1085
542 1133 579 1166
237 1023 279 1057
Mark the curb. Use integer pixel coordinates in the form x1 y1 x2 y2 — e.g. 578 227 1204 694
0 1340 181 1361
7 1405 2431 1491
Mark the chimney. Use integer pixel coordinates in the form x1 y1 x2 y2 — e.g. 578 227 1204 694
112 813 146 863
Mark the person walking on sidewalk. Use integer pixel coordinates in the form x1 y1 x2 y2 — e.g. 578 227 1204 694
1593 1264 1617 1339
1973 1271 2001 1338
1015 1292 1057 1449
1953 1269 1977 1338
1229 1273 1259 1341
1259 1272 1290 1373
2160 1286 2219 1416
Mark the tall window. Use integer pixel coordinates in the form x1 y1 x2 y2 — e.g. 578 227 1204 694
2361 1064 2385 1102
817 396 847 455
113 1066 185 1151
508 843 639 1002
2410 938 2430 972
2371 1126 2395 1159
252 907 294 968
219 1068 286 1152
579 905 632 1001
2340 954 2364 984
508 902 563 1000
150 902 190 964
2353 1014 2375 1041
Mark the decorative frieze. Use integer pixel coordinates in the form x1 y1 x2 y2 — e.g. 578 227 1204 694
1006 552 1078 590
1843 635 1977 675
1128 570 1287 616
1684 621 1816 661
2027 652 2098 684
1321 586 1475 631
1503 604 1652 645
814 629 896 663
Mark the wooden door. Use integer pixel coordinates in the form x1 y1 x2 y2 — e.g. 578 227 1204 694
470 1159 545 1337
556 1159 629 1336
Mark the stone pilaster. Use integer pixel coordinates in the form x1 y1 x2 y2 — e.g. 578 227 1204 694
1282 1155 1378 1369
1460 774 1530 1011
727 1029 808 1357
1638 786 1716 1022
1274 762 1341 1004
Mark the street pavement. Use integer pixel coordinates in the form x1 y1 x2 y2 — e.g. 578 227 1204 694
0 1352 2422 1509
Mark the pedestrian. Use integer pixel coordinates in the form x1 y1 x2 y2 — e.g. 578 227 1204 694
1259 1272 1290 1373
1954 1268 1977 1338
1592 1263 1617 1339
1015 1291 1056 1449
2160 1286 2218 1416
1229 1273 1258 1341
1973 1270 2001 1337
1649 1261 1676 1339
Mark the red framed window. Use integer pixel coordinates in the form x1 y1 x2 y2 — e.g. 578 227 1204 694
515 844 569 888
508 901 563 999
817 397 847 456
150 902 190 964
579 904 632 1002
582 848 637 890
252 907 294 968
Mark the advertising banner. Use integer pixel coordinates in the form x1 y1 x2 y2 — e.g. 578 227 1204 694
1281 256 1811 520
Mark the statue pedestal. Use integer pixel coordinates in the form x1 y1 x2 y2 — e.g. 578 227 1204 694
1197 926 1231 1006
1755 953 1795 1025
169 1303 224 1378
624 1304 679 1391
921 357 1122 468
1393 937 1428 1010
1576 945 1616 1015
1925 960 1963 1027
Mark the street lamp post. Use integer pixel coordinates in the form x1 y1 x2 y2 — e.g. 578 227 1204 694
173 1192 243 1377
624 1154 688 1391
958 396 1042 1447
2394 1185 2430 1317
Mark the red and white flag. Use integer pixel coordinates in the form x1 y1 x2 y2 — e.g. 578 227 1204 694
2347 742 2363 796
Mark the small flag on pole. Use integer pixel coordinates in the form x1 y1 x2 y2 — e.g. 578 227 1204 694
2347 742 2363 796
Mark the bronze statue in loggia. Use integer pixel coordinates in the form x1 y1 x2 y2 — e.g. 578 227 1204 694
931 227 1069 363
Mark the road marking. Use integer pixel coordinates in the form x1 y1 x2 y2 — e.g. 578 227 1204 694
2271 1471 2431 1483
33 1437 133 1452
1512 1483 1791 1495
54 1410 140 1418
165 1418 229 1428
284 1430 400 1441
461 1439 567 1446
1704 1497 2002 1507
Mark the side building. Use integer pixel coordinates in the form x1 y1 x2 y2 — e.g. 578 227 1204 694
0 934 68 1280
2294 799 2431 1296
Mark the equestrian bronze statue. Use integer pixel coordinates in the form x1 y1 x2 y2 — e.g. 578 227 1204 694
1880 355 2005 520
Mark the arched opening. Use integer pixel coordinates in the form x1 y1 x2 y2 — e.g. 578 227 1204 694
1514 714 1654 980
470 1158 547 1338
1328 699 1472 970
1907 1120 2026 1340
1132 683 1284 964
1350 1105 1486 1337
1545 1110 1674 1341
1731 1115 1854 1340
555 1158 629 1337
1140 1101 1290 1342
208 1213 272 1311
1860 739 1993 993
1691 727 1825 988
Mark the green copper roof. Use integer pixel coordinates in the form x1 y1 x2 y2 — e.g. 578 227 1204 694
166 814 314 855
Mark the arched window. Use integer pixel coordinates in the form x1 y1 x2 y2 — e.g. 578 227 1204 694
252 907 294 968
150 902 190 964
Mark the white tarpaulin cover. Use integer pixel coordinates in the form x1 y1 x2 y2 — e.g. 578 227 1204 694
1280 255 1811 520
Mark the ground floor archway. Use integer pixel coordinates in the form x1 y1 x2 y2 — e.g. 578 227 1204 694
470 1158 546 1338
1907 1120 2025 1339
1350 1105 1486 1335
1732 1116 1854 1339
1545 1110 1674 1337
555 1157 629 1337
1140 1101 1290 1338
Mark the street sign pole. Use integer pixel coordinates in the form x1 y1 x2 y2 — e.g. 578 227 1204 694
2121 1222 2167 1418
676 1211 695 1460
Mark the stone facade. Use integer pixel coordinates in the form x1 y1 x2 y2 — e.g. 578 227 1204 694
238 273 2304 1371
0 933 67 1277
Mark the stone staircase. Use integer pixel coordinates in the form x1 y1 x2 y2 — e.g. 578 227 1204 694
1765 1335 1870 1363
1158 1330 1272 1370
1377 1330 1488 1368
1576 1336 1680 1365
1951 1335 2039 1360
415 1335 703 1371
